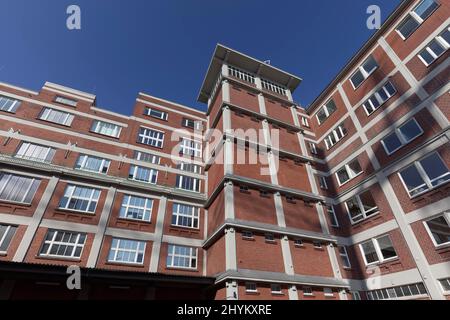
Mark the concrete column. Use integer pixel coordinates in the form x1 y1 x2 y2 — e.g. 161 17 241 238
225 227 237 271
149 196 168 272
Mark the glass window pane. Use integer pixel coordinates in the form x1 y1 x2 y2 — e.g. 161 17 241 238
363 56 378 74
419 153 449 186
383 132 403 154
414 0 438 19
400 165 427 194
351 70 364 88
397 16 420 39
425 216 450 245
359 191 378 215
361 241 379 264
399 119 422 143
377 235 397 260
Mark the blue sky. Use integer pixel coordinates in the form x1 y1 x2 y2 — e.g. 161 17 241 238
0 0 400 113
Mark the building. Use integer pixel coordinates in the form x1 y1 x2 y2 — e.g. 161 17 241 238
0 0 449 300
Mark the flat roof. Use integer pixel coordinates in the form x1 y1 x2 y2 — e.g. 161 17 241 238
198 44 302 103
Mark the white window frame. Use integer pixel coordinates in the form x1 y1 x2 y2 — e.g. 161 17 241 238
0 224 17 253
75 154 111 174
319 176 328 190
418 26 450 66
180 138 202 158
396 0 439 40
359 235 398 266
338 246 352 269
438 278 450 294
245 282 258 293
350 56 378 89
39 229 86 259
137 127 165 148
301 116 310 127
242 231 254 239
182 118 202 130
316 99 337 125
144 107 168 121
324 288 334 297
398 152 450 198
362 81 397 115
14 142 56 163
176 174 201 192
108 238 146 265
90 120 122 138
128 165 158 184
344 191 379 224
303 286 314 296
39 107 74 126
166 244 198 270
327 205 339 227
309 142 318 155
133 151 161 165
381 118 423 155
271 284 283 294
0 95 21 113
54 96 77 107
0 173 41 204
335 159 363 186
294 239 303 247
423 212 450 248
324 124 347 150
171 203 200 229
119 195 153 222
58 184 101 214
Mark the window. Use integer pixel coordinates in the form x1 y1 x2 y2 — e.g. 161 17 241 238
39 229 86 259
137 127 164 148
176 175 200 192
319 176 328 190
439 278 450 293
313 241 322 249
382 118 423 155
0 173 41 204
316 99 337 124
294 239 303 247
133 151 161 165
424 214 450 247
396 0 439 40
245 282 258 293
303 287 313 296
0 95 21 113
350 56 378 89
182 118 202 130
351 291 361 300
367 282 427 300
338 246 351 268
144 107 168 121
360 235 397 265
91 120 121 138
301 116 309 127
129 165 158 184
398 152 449 197
54 96 77 107
324 288 334 297
108 238 146 264
242 231 254 239
228 65 255 84
240 185 249 193
309 142 318 155
327 205 339 227
0 225 17 252
119 195 153 222
171 203 199 229
418 27 450 66
14 142 56 163
59 184 101 213
363 81 397 115
261 78 287 96
180 138 202 157
324 124 347 150
271 284 282 294
336 159 363 185
345 191 379 224
265 233 275 242
166 244 197 269
75 154 110 174
39 107 74 126
177 162 201 174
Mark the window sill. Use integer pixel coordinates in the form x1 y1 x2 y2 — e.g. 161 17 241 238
366 256 399 267
337 171 363 188
0 200 32 207
117 217 152 224
242 237 255 242
36 255 81 262
0 252 7 257
350 211 380 226
55 208 96 216
245 291 260 296
89 130 120 140
434 242 450 250
271 292 285 296
105 261 145 267
169 225 200 232
265 240 277 244
408 180 450 200
303 294 315 297
165 266 198 272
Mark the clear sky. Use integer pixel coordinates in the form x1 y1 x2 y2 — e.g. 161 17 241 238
0 0 401 113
